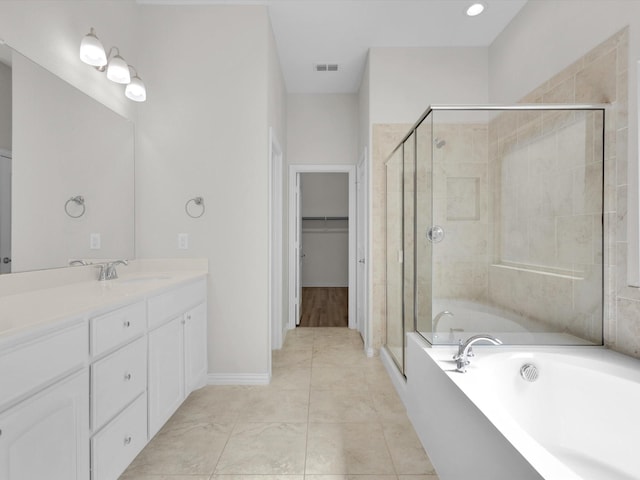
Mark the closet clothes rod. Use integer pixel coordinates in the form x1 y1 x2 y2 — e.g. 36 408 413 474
302 216 349 221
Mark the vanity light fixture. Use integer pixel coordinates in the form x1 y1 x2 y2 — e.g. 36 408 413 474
79 28 146 102
125 67 146 102
105 48 130 84
79 28 107 67
466 3 486 16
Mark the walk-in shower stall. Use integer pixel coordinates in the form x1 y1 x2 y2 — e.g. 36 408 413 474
385 105 605 374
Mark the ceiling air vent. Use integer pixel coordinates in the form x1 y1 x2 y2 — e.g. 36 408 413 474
315 63 339 72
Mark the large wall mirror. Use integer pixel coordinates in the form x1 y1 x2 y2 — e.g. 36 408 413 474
0 43 134 275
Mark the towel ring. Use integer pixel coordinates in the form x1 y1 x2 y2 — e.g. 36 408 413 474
65 195 85 218
185 196 205 218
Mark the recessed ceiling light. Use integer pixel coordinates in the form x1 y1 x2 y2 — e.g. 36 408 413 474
466 3 486 16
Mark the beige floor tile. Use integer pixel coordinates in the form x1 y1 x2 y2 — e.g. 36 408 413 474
312 345 368 368
215 423 307 474
269 367 312 390
311 367 367 390
169 386 250 424
383 423 437 475
305 423 396 474
123 421 233 476
239 388 309 423
371 391 408 423
309 389 377 423
283 332 315 349
273 348 313 369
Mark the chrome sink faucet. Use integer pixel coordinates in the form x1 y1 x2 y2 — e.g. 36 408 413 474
453 334 502 373
97 260 128 281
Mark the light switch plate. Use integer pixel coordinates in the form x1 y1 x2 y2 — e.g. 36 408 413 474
178 233 189 250
90 233 101 250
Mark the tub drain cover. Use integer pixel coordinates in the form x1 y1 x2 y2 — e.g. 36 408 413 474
520 363 539 382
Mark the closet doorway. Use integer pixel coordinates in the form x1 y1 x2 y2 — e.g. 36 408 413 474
288 165 356 331
299 172 349 327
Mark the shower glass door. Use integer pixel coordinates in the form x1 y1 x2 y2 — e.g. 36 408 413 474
386 146 404 371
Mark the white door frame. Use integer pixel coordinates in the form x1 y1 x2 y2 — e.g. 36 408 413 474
356 149 372 355
288 164 357 330
268 128 284 360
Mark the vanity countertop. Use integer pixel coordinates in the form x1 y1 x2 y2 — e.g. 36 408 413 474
0 266 207 342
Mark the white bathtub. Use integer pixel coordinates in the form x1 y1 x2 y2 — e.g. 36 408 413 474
427 299 592 345
403 333 640 480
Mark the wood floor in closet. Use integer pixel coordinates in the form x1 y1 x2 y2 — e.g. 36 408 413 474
299 287 348 327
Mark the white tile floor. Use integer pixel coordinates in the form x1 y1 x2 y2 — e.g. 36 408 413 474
120 327 439 480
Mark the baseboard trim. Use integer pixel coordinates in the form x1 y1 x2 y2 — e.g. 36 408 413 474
207 373 271 385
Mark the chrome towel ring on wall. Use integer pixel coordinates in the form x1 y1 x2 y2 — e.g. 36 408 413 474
185 196 205 218
65 195 86 218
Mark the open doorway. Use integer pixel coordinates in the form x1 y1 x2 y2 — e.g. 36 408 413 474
299 172 349 327
288 164 356 334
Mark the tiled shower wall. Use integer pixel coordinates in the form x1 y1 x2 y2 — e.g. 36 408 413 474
487 109 604 342
372 27 640 358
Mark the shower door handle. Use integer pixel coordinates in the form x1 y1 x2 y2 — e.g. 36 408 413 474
427 225 445 243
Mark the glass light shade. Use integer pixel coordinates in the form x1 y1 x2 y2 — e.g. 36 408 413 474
106 55 131 84
79 30 107 67
125 76 147 102
466 3 485 16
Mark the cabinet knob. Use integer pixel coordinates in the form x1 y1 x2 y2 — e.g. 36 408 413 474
186 314 191 320
124 435 132 445
124 372 132 381
123 320 131 328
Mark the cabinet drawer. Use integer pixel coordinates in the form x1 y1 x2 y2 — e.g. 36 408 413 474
91 393 147 480
148 279 206 329
91 337 146 431
0 322 87 410
91 302 145 357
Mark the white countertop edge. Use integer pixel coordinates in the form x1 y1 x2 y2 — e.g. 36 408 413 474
0 267 208 344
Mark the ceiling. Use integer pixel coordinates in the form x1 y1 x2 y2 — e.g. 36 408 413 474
141 0 529 93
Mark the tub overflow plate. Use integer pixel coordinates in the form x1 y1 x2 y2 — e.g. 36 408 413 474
520 363 539 382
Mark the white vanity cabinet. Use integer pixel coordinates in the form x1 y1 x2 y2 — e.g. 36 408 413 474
0 270 208 480
0 321 90 480
147 279 207 438
89 301 148 480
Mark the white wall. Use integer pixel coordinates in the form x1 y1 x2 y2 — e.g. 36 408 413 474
287 94 359 166
301 172 349 287
0 0 138 121
136 5 283 378
369 47 489 124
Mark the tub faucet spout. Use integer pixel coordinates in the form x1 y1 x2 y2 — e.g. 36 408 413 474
433 310 454 332
453 334 502 373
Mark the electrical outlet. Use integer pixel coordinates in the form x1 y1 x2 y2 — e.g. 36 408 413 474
90 233 101 250
178 233 189 250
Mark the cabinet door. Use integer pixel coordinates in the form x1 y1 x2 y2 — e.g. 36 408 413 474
184 302 207 394
0 370 89 480
148 317 184 438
